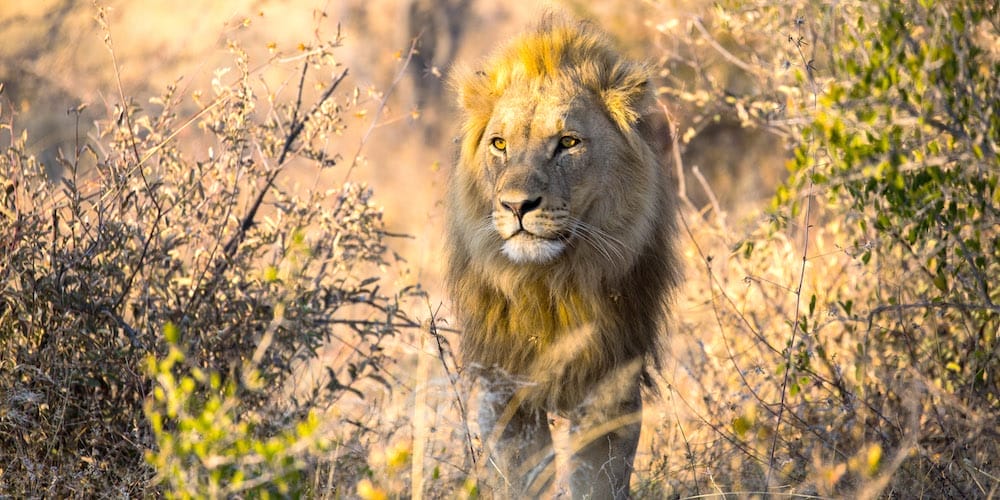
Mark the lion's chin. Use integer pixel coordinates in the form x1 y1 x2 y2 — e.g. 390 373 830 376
501 235 565 264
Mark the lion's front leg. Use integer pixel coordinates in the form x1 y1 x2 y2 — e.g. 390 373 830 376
567 380 642 499
476 377 556 497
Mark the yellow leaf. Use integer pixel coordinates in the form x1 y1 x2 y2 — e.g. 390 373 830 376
263 266 279 283
866 444 882 476
386 442 411 471
164 322 179 344
356 479 387 500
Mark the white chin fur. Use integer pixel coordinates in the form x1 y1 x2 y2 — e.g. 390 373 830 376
501 237 565 264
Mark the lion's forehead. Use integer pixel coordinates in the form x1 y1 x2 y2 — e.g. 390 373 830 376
489 87 588 140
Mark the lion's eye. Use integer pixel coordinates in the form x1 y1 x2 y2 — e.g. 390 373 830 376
558 136 580 149
491 137 507 151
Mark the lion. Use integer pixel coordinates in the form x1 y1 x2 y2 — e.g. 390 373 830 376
446 16 681 499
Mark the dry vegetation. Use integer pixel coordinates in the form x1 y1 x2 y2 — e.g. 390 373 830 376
1 0 997 498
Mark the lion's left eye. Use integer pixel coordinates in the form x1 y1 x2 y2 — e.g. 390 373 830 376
558 136 580 149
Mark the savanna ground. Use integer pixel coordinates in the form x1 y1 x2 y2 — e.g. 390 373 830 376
1 0 997 498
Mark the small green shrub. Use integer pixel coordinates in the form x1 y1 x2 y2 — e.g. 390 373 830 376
145 322 325 498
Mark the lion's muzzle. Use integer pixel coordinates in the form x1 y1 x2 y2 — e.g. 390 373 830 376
494 191 568 263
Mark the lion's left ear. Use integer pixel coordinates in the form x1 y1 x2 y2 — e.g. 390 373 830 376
636 100 674 159
602 64 672 156
601 63 655 131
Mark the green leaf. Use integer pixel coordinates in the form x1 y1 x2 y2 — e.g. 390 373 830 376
733 415 753 437
933 273 948 292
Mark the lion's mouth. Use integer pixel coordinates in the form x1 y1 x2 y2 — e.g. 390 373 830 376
501 231 566 264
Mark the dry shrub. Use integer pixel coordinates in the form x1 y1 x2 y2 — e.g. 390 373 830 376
0 9 423 497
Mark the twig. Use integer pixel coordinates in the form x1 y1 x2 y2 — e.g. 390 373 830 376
680 208 855 462
675 207 781 356
670 369 769 465
706 261 776 414
96 2 166 320
766 18 819 489
668 383 701 496
867 300 1000 322
341 37 419 184
941 214 996 308
427 302 478 469
691 166 726 227
691 16 756 74
664 100 700 215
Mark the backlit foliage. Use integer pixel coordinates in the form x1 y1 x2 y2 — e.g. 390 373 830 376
637 0 998 496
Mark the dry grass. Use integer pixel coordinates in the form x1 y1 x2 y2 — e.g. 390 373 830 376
1 0 997 498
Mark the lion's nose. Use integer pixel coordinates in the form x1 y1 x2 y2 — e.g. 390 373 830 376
500 196 543 219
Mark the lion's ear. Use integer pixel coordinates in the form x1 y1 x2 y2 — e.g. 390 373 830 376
451 66 492 116
601 85 644 132
450 66 495 164
600 62 655 133
601 66 673 158
636 100 674 159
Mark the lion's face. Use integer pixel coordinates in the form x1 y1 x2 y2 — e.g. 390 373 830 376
472 82 649 266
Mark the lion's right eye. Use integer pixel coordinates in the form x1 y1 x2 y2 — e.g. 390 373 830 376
559 136 580 149
490 137 507 152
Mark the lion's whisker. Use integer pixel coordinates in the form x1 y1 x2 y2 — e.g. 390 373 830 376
588 224 630 259
567 218 628 264
579 220 630 254
571 225 617 264
571 225 617 263
474 214 497 239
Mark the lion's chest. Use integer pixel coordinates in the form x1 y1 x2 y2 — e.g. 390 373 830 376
482 282 595 346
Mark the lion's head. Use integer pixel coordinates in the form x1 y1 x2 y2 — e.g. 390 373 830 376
446 17 680 410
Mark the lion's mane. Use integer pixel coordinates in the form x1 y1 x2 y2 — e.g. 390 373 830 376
446 17 681 411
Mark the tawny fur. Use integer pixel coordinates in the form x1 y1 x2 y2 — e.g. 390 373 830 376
446 17 680 413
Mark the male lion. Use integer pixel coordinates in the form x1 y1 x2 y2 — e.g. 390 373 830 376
446 17 680 499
